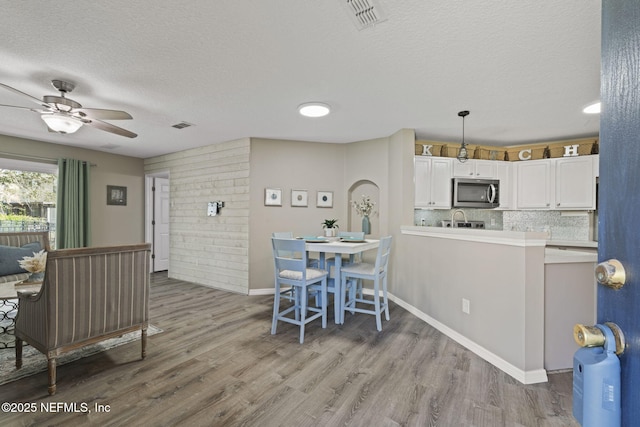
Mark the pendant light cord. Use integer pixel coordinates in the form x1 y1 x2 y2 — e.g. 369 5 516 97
462 115 465 145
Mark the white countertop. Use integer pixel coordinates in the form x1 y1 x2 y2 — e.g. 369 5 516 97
405 226 597 248
402 226 548 247
403 226 599 263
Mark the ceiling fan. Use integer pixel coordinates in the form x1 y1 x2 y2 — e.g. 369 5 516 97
0 79 137 138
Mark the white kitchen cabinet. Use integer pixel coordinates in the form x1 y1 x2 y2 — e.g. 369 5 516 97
544 258 597 370
516 160 553 208
415 156 452 209
452 159 497 178
555 157 595 209
495 161 514 209
516 156 596 210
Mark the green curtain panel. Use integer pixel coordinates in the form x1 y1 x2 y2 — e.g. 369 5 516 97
56 158 91 249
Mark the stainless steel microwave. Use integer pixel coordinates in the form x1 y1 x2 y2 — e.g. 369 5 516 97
452 178 499 208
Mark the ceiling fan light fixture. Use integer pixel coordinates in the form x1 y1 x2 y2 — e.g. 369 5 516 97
583 101 601 114
41 113 83 134
298 102 331 118
456 110 470 163
0 80 135 138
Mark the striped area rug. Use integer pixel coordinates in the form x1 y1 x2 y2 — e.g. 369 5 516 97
0 324 162 386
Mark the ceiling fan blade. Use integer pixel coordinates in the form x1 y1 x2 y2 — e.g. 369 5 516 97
83 118 137 138
0 82 50 109
0 103 47 113
75 107 133 120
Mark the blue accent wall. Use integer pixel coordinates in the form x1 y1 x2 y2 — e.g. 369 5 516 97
600 1 640 424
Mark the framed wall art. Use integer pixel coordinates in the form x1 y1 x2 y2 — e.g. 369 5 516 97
316 191 333 208
107 185 127 206
264 188 282 206
291 189 308 207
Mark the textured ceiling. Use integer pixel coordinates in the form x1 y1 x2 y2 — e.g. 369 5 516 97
0 1 601 158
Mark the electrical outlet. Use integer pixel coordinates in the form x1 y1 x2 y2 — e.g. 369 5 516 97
490 218 496 226
462 298 470 314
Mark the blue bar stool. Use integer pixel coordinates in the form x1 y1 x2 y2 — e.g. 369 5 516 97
340 236 392 331
271 237 328 343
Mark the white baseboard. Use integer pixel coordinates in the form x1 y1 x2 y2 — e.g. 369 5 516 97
248 288 277 296
385 291 548 385
249 286 548 384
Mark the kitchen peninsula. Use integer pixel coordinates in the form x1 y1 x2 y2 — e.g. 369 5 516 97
394 226 596 384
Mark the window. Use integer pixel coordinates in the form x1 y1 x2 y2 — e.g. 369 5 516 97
0 158 57 248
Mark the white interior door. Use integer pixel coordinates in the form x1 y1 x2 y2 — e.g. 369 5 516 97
153 177 170 272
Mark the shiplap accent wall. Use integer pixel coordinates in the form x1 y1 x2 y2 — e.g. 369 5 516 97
144 138 250 294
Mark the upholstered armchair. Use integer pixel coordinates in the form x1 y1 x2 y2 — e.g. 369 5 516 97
14 243 151 395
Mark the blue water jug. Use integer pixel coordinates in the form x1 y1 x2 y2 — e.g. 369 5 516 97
572 323 621 427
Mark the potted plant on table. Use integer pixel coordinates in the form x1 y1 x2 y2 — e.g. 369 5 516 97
322 219 339 237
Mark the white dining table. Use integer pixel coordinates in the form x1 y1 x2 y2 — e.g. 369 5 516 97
304 238 380 324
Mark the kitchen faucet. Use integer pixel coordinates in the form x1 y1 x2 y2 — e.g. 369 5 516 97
451 209 468 225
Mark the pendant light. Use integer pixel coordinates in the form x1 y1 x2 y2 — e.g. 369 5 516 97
456 110 470 163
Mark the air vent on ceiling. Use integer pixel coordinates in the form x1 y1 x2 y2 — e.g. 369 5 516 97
172 121 194 130
343 0 387 30
100 143 120 150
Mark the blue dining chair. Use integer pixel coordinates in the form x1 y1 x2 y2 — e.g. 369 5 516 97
337 231 366 239
272 232 319 268
271 232 320 305
271 237 328 343
330 231 365 245
325 231 365 269
340 236 392 331
326 231 366 299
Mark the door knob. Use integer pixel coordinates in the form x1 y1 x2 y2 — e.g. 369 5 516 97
595 259 626 289
574 322 625 355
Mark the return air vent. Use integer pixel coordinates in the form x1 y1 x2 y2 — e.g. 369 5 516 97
171 121 194 130
342 0 387 30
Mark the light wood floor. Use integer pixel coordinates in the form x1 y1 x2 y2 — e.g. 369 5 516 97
0 272 579 426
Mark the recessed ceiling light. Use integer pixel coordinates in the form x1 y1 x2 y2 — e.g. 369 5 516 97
583 101 601 114
298 102 331 118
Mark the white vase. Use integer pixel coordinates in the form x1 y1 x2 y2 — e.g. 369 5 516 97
324 228 336 237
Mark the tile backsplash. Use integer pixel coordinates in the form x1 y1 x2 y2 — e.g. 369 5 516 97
414 209 594 241
414 209 504 230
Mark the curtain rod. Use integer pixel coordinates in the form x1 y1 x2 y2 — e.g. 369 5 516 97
0 151 97 167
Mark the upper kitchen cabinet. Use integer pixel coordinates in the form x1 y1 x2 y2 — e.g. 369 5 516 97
555 157 596 209
495 161 514 209
516 156 597 210
415 156 453 209
516 160 553 208
452 159 497 178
